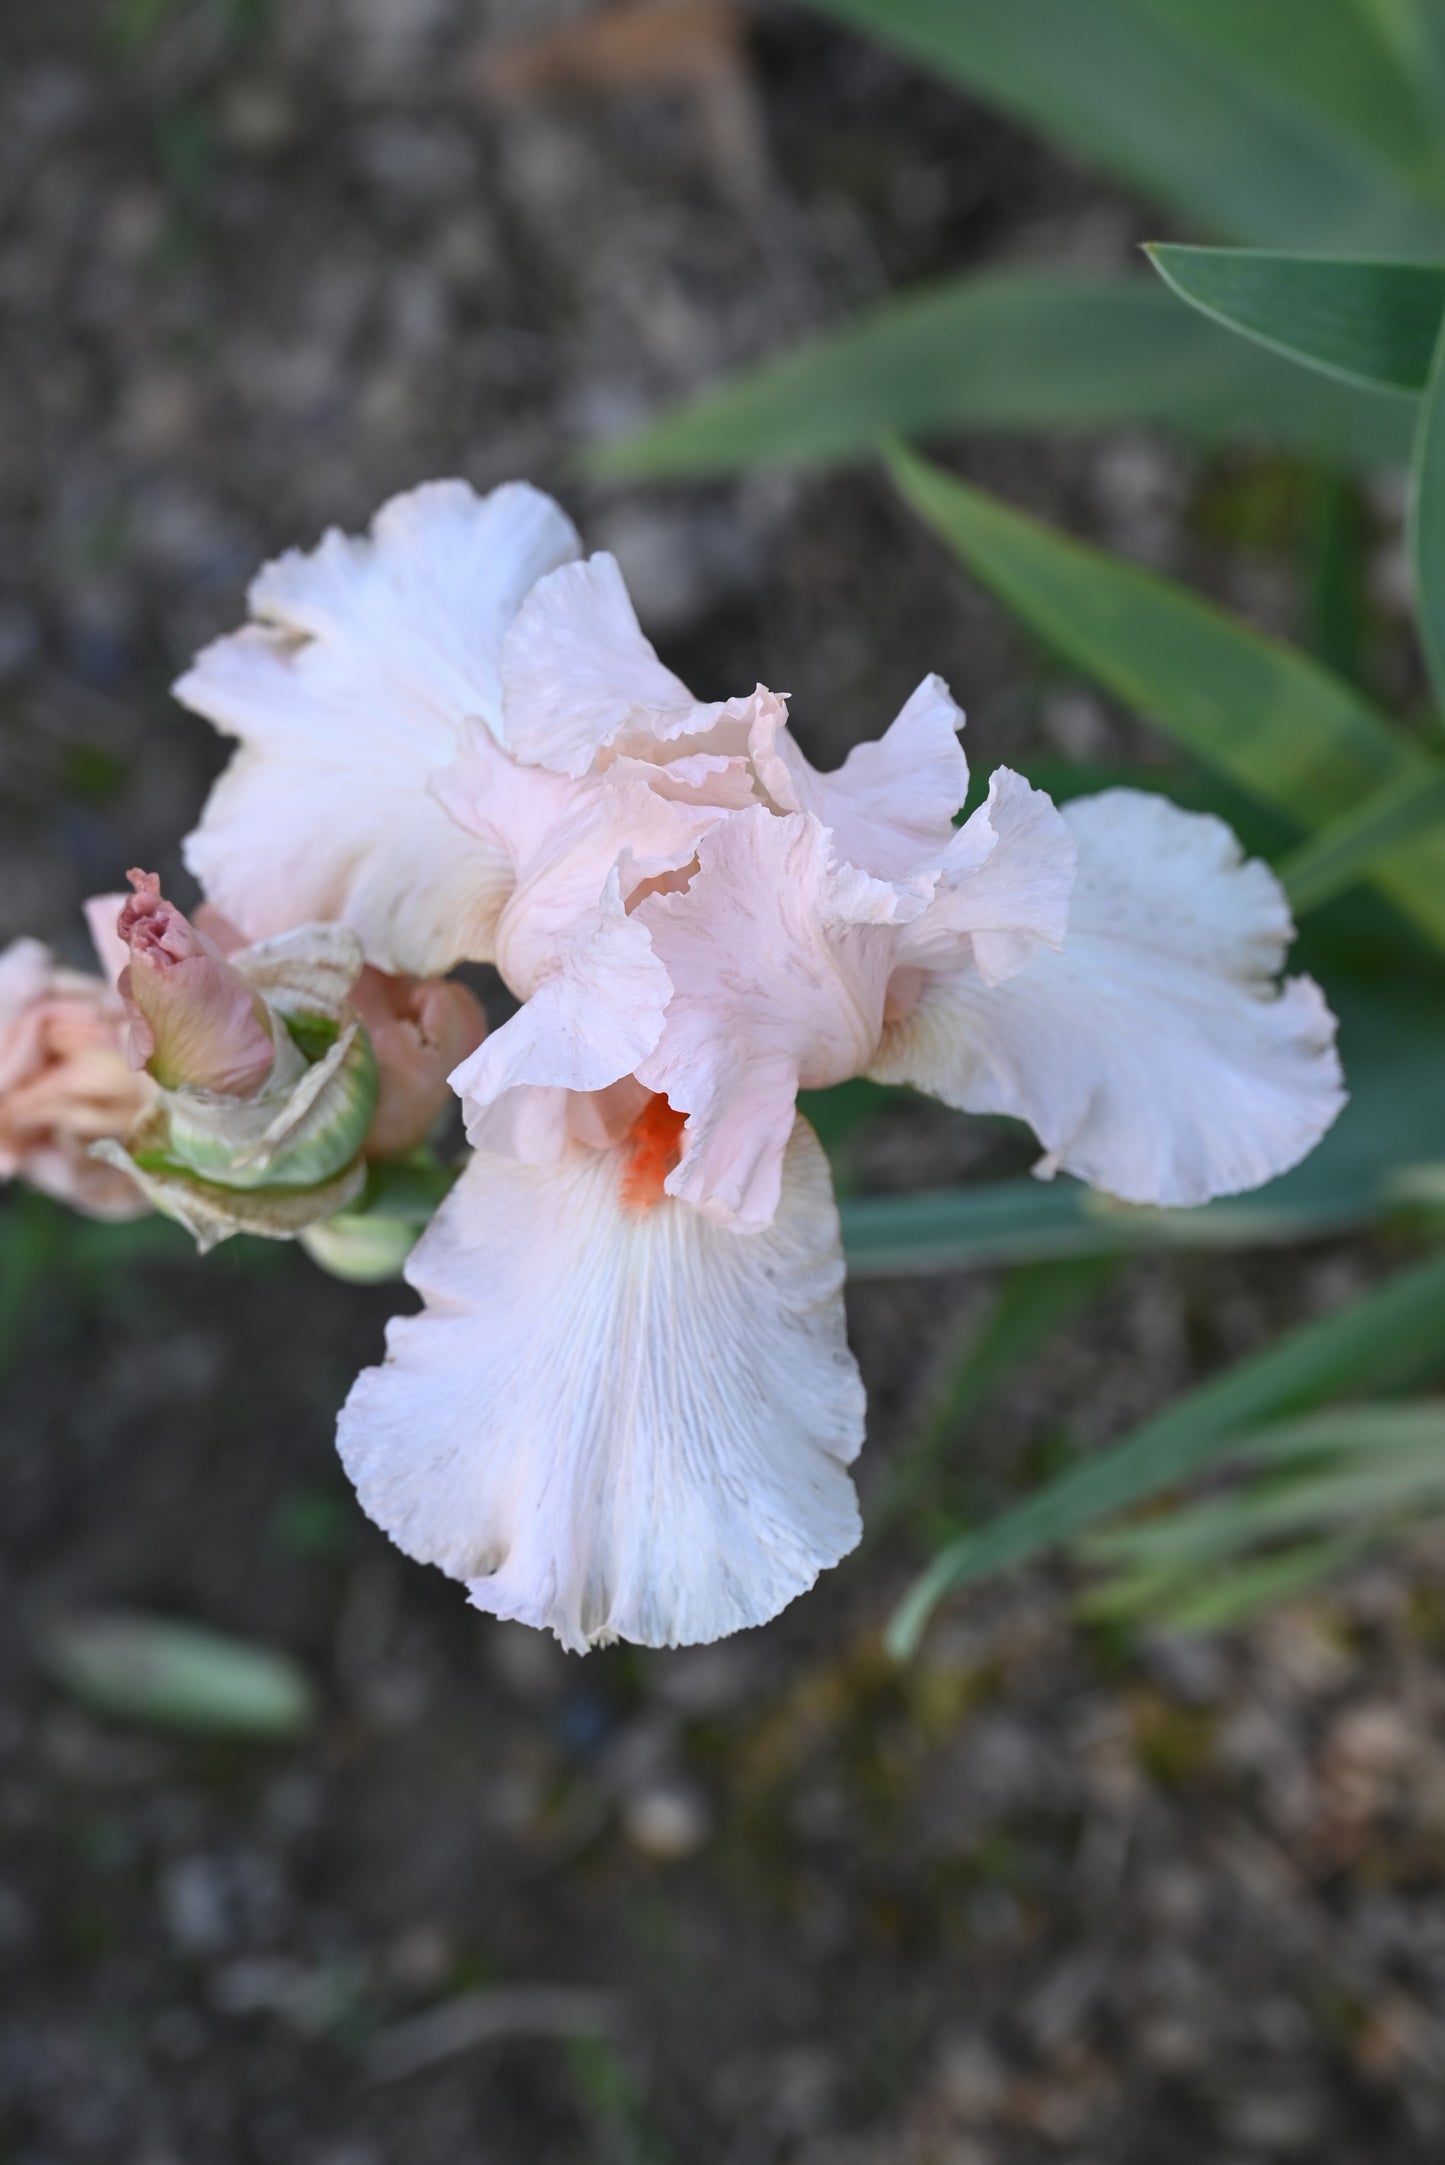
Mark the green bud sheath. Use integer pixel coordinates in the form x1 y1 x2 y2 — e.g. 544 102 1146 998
161 1019 379 1191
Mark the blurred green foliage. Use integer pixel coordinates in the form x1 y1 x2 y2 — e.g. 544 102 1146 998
109 0 265 55
37 1610 314 1737
599 0 1445 485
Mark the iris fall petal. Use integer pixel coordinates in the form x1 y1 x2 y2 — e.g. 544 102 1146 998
338 1110 864 1651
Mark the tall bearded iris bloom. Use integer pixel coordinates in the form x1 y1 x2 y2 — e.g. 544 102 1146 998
175 481 1344 1650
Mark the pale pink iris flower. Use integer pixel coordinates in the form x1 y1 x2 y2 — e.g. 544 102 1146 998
0 934 155 1220
175 481 1344 1650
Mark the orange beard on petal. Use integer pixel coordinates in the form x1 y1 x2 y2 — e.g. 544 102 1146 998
620 1092 688 1213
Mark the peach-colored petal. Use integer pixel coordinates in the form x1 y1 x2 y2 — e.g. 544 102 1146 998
350 968 486 1159
635 807 914 1229
463 1076 655 1170
500 552 762 779
428 719 610 994
337 1113 863 1651
435 724 728 1127
633 768 1076 1230
871 790 1345 1206
0 939 154 1219
0 941 54 1096
643 746 763 810
451 868 673 1131
117 871 277 1096
178 480 580 974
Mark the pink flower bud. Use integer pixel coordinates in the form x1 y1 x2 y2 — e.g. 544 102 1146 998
117 871 277 1097
0 940 155 1218
350 967 486 1158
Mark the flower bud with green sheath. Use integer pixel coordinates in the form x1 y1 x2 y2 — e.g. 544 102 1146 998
297 968 486 1283
92 872 378 1251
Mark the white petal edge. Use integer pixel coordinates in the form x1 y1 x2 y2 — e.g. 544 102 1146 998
450 867 673 1135
749 673 971 882
337 1115 865 1652
870 789 1346 1207
896 766 1076 987
178 480 579 974
500 553 755 779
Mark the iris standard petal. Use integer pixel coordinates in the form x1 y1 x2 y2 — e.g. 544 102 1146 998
749 673 970 882
178 480 579 974
636 807 913 1229
500 552 761 779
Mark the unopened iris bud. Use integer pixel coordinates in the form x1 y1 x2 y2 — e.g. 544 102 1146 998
91 915 380 1252
118 871 276 1096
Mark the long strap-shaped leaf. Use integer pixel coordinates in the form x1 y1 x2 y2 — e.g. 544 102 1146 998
1131 241 1445 740
590 273 1414 482
1279 765 1445 908
1149 245 1445 394
1369 0 1445 138
1410 307 1445 716
887 1245 1445 1654
1145 0 1445 197
840 1171 1382 1277
869 1257 1119 1538
1085 1536 1364 1632
802 0 1445 249
888 444 1445 949
1079 1401 1445 1626
1083 1418 1445 1571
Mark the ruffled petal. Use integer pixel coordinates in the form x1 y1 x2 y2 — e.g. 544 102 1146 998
637 806 914 1229
337 1114 864 1651
871 789 1345 1206
432 723 723 992
178 480 579 974
750 674 970 881
450 867 673 1127
247 480 580 735
436 733 726 1142
500 553 760 779
895 767 1076 987
427 718 603 976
